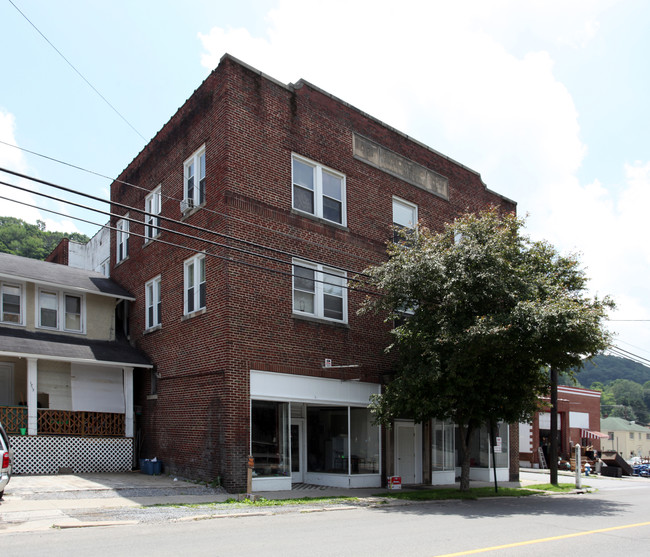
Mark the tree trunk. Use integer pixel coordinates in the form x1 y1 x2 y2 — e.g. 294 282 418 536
458 423 475 491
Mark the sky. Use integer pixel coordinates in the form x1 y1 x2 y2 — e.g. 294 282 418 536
1 0 649 365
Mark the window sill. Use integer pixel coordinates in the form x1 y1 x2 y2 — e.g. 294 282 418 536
0 321 25 328
143 324 162 335
146 394 158 400
292 313 349 329
182 307 207 321
142 236 161 248
114 256 130 268
35 326 86 336
291 209 349 231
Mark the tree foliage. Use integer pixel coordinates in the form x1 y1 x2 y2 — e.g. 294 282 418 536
0 216 89 260
361 208 614 490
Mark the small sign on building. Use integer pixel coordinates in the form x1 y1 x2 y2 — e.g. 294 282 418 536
388 476 402 490
324 358 332 368
494 437 502 453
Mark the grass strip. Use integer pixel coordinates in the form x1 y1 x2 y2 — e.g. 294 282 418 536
375 486 538 501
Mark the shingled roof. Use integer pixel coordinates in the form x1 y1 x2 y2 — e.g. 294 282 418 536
0 326 151 368
0 252 133 300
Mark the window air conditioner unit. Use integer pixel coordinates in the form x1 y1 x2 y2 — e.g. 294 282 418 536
180 198 195 213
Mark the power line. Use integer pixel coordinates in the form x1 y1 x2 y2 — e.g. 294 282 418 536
0 177 372 288
7 0 146 142
0 193 381 298
0 167 374 281
608 346 650 367
0 139 383 267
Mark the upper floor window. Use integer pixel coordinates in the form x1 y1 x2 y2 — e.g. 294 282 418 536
1 282 23 325
145 276 162 329
184 254 206 315
183 146 206 211
292 155 346 225
116 217 129 263
37 288 84 333
392 197 417 243
292 260 347 323
145 186 162 240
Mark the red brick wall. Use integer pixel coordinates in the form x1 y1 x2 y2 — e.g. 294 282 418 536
45 238 69 265
112 55 516 490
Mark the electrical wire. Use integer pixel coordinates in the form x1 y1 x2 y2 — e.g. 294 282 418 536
0 178 372 289
0 167 376 280
0 193 381 297
0 139 382 267
7 0 147 142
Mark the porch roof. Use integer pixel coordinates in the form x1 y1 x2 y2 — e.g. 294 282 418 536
0 326 152 368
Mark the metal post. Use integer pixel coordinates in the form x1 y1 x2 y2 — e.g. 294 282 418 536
575 444 582 489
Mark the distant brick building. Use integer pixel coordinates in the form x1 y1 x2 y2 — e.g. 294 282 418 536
109 54 516 492
519 386 605 468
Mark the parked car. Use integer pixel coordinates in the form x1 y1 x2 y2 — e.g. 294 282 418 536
0 421 12 499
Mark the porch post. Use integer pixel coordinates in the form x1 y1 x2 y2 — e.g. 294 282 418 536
123 367 134 438
27 357 38 435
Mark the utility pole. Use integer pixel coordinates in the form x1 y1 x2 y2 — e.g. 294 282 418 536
550 366 559 486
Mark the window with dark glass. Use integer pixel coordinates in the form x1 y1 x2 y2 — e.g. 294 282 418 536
292 155 345 225
251 400 289 477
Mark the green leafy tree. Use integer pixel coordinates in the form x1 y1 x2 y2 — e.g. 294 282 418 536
361 208 613 491
0 216 90 260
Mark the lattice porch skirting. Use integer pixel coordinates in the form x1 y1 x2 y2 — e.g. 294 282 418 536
8 435 133 474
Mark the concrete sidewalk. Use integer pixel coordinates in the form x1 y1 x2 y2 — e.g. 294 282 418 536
1 469 645 533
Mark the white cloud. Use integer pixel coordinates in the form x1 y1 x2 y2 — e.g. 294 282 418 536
0 109 80 234
197 0 646 352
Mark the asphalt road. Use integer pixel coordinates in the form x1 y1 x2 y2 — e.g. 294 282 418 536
2 474 650 556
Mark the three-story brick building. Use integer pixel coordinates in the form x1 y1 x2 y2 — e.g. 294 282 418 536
110 54 517 492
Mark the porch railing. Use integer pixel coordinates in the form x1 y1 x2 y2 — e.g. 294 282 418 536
0 406 27 433
0 406 125 437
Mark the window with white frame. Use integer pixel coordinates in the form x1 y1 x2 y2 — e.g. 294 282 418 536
145 276 162 329
183 146 206 210
292 155 346 225
116 217 129 263
184 254 206 314
1 282 23 324
37 288 84 332
145 186 162 240
292 260 347 322
392 197 417 242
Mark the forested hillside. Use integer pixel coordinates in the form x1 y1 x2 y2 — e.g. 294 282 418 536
0 216 89 260
564 354 650 423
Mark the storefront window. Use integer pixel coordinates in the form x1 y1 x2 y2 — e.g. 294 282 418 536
350 407 380 474
469 422 509 468
307 406 348 474
432 419 455 471
251 400 289 477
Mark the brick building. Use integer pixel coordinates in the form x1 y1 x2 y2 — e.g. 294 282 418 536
109 54 517 492
519 386 605 468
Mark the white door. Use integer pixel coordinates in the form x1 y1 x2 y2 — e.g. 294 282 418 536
396 422 417 484
291 418 305 483
0 363 14 406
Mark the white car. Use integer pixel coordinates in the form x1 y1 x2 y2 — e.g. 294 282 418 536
0 422 12 499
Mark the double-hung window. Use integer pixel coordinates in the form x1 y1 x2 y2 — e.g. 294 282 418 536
1 282 23 324
37 288 84 332
145 276 162 329
145 186 162 240
292 155 346 225
184 254 206 315
293 260 347 323
392 197 417 243
183 146 206 210
116 217 129 263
